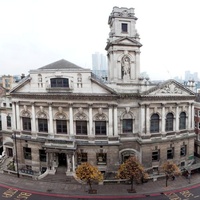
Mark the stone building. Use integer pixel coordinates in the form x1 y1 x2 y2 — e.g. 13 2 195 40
4 7 196 177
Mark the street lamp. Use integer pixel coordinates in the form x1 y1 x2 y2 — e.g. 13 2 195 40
13 132 19 178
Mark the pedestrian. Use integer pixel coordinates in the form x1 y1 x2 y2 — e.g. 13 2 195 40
172 175 175 181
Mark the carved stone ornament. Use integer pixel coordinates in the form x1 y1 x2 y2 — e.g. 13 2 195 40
78 107 83 114
75 114 87 120
21 110 31 118
160 84 182 94
58 107 63 114
24 105 28 111
95 114 107 121
40 106 44 112
125 107 130 113
98 108 103 115
57 113 66 119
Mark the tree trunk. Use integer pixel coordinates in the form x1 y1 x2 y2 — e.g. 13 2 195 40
88 179 92 190
131 177 133 191
166 175 168 187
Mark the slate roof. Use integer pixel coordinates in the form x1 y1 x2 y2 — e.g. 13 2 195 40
38 59 84 70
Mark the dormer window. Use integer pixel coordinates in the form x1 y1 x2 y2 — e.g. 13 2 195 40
50 78 69 88
122 23 128 32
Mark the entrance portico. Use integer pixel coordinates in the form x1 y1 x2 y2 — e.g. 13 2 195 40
45 148 75 176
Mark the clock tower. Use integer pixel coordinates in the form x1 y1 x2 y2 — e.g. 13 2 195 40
105 7 142 89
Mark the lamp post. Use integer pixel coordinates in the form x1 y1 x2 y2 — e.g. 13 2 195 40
14 132 19 178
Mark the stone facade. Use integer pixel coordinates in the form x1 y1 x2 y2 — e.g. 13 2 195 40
2 7 196 177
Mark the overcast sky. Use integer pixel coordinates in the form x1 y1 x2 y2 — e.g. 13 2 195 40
1 0 200 80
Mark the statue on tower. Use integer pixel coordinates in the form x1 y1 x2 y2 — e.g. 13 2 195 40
122 56 130 79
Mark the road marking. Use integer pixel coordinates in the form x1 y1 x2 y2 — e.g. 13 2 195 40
165 192 182 200
14 192 32 200
180 190 194 198
2 188 18 198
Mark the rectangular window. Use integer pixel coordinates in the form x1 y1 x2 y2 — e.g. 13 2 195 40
167 148 174 159
195 110 197 116
23 147 32 160
56 120 67 134
22 117 31 131
96 153 107 165
180 145 187 156
95 121 106 135
51 78 69 88
38 119 48 132
7 116 11 128
123 119 133 133
76 121 87 135
195 122 197 129
152 150 160 161
199 122 200 129
39 149 46 162
121 23 128 32
198 110 200 117
77 152 87 164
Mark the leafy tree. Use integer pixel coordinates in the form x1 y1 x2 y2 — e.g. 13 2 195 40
75 162 103 191
116 156 148 192
162 161 181 187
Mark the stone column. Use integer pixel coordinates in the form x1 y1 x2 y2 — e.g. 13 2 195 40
69 104 74 136
48 103 53 134
188 103 191 129
145 104 150 134
12 102 16 130
139 103 145 134
88 104 93 136
175 103 179 131
135 50 140 80
31 102 36 132
113 105 118 136
66 154 70 172
72 154 75 172
16 102 21 130
191 103 194 129
161 103 165 133
108 104 113 136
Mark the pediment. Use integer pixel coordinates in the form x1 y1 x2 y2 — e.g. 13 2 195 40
142 79 195 96
114 37 142 46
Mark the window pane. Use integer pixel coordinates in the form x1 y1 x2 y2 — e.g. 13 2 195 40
150 114 159 133
38 119 48 132
123 119 133 133
122 23 128 32
179 112 186 130
95 121 106 135
50 78 69 88
166 113 173 131
23 147 32 160
23 117 31 131
76 121 87 135
56 120 67 134
7 115 11 128
96 153 107 165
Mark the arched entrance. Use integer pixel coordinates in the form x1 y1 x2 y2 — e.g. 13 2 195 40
119 149 141 163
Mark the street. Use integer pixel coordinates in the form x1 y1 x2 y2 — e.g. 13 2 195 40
0 184 200 200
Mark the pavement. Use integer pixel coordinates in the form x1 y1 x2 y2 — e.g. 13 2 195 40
0 171 200 198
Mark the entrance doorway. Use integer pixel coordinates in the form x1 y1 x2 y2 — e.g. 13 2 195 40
58 153 66 166
7 148 13 157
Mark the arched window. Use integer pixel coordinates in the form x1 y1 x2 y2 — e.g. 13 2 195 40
165 113 173 132
150 114 159 133
179 112 186 130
